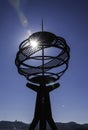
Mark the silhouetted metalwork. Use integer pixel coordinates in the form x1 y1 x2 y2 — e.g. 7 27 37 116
15 31 70 130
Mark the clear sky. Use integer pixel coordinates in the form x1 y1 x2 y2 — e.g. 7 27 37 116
0 0 88 124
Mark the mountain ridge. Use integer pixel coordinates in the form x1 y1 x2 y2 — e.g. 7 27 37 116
0 120 88 130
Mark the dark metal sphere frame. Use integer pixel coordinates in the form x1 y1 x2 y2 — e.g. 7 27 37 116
15 31 70 85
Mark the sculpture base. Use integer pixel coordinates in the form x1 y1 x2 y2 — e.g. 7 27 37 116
28 83 58 130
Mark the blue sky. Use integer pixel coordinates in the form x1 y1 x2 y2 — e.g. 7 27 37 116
0 0 88 124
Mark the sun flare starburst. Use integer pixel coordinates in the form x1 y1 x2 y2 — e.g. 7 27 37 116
30 39 38 48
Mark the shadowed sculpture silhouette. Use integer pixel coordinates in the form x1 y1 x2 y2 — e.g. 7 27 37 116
15 30 70 130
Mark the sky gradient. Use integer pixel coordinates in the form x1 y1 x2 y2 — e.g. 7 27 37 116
0 0 88 124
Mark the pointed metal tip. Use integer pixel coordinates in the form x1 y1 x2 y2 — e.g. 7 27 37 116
42 18 44 32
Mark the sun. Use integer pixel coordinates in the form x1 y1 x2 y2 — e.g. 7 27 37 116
30 39 38 48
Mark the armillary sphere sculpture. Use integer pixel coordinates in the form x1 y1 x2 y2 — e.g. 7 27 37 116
15 30 70 130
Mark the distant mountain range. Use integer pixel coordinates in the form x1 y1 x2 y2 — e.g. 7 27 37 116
0 121 88 130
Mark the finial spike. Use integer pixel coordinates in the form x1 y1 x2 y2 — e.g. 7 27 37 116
42 18 44 32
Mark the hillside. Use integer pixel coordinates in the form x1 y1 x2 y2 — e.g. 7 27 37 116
0 121 88 130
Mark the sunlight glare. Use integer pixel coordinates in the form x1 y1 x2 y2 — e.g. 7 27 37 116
30 39 38 48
